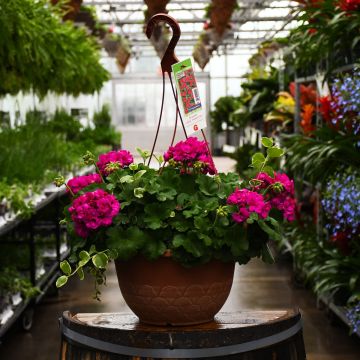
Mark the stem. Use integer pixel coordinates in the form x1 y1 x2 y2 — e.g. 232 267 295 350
94 163 105 183
65 184 75 197
259 155 269 173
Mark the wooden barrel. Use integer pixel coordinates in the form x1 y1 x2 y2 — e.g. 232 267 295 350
60 309 306 359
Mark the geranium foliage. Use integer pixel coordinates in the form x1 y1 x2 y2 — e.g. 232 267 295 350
55 137 296 297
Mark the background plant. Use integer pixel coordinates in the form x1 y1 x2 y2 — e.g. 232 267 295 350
0 0 109 97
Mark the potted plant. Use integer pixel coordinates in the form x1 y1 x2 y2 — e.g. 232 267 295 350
55 135 295 326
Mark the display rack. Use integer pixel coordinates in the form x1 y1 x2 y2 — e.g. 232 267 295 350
292 63 359 338
0 167 91 338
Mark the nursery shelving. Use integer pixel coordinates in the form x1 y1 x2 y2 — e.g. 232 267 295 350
0 167 92 338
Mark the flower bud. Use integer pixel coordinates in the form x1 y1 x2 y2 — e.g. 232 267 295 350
129 163 138 171
216 206 228 217
105 161 121 173
83 151 96 165
54 175 65 187
272 182 284 193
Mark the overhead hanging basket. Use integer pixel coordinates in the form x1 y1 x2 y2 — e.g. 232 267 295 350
193 44 211 70
116 38 132 74
144 0 171 59
209 0 237 36
51 0 82 21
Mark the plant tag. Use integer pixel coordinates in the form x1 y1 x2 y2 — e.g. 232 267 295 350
172 58 206 135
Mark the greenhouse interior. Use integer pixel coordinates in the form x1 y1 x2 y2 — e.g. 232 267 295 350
0 0 359 359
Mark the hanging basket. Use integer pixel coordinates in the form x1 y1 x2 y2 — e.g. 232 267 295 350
116 47 131 74
210 0 237 36
193 41 211 70
103 37 120 57
51 0 82 21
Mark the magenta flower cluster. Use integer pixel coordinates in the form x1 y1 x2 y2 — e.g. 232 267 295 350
69 189 120 238
164 137 216 175
67 173 102 194
256 172 296 221
227 189 271 223
97 150 134 176
227 172 296 224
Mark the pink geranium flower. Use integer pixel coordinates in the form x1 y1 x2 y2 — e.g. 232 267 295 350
97 150 133 176
67 173 102 194
227 189 270 223
68 189 120 238
164 137 216 175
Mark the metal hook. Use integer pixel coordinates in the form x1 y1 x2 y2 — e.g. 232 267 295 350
146 13 181 74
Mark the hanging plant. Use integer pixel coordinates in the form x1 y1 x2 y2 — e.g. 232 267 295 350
116 37 132 74
192 33 212 70
51 0 82 21
0 0 109 97
143 0 170 59
73 5 97 33
208 0 237 36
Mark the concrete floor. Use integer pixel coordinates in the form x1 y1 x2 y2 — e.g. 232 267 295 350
0 157 359 359
1 260 360 359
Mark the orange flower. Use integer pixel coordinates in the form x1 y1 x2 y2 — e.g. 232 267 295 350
300 104 316 134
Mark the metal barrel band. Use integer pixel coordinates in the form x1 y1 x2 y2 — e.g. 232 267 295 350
60 318 303 359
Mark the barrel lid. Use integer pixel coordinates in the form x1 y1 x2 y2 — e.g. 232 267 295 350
61 309 302 357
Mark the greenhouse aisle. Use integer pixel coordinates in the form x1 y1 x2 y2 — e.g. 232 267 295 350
0 158 359 359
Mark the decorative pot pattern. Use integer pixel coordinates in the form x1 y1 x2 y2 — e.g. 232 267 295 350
115 256 235 326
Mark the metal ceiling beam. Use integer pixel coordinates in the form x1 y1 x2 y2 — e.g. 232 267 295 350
99 16 294 25
84 0 211 5
85 0 296 9
132 38 263 45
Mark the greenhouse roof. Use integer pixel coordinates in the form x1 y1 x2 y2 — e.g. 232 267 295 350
84 0 299 56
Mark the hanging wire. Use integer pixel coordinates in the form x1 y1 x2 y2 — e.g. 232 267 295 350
147 71 166 166
169 73 217 173
170 89 179 147
168 73 188 138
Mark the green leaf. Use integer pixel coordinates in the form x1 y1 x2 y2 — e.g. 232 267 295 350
263 166 274 177
76 267 84 280
173 233 204 258
134 170 146 180
78 250 90 267
250 160 263 170
257 219 281 241
144 203 174 229
60 260 71 275
56 275 68 288
196 176 218 196
92 253 108 269
142 239 166 260
261 137 273 147
107 227 145 259
261 243 275 264
252 152 265 163
267 147 284 158
89 245 96 255
120 175 134 183
134 187 145 198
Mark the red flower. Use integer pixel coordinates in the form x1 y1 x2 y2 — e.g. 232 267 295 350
338 0 360 11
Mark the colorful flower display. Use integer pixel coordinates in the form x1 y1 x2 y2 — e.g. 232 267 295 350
68 189 120 238
67 173 102 194
320 71 360 135
322 169 360 253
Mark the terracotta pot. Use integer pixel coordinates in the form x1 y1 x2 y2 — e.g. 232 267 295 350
115 256 235 326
